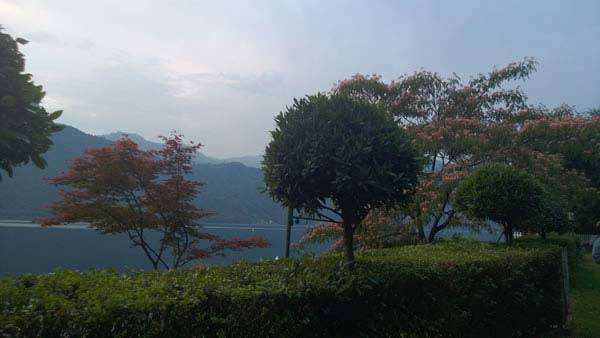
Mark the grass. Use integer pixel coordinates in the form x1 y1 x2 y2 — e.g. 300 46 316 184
570 254 600 337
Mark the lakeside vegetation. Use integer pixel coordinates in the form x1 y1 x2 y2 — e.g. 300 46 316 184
0 239 572 337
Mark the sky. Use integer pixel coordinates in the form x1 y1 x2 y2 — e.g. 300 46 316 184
1 0 599 158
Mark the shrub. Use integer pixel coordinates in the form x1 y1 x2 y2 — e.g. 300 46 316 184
517 233 581 275
0 241 563 337
453 163 545 244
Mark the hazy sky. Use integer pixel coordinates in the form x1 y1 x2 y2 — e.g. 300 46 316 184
2 0 599 158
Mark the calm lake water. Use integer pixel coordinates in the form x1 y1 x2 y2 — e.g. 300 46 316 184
0 220 326 277
0 220 500 277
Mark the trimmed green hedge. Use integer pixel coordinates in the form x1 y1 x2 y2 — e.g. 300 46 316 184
517 233 581 273
0 241 564 337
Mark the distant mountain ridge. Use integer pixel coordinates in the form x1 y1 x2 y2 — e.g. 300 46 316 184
101 131 221 164
0 126 284 223
223 155 263 169
101 132 163 151
100 132 263 168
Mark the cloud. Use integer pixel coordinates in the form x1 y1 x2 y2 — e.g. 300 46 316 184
174 72 295 98
48 56 294 157
24 31 95 50
0 1 48 23
3 0 599 158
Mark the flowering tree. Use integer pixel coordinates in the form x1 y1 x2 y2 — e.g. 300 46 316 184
518 111 600 233
330 59 541 241
299 61 596 248
42 133 269 269
306 59 598 245
299 208 416 252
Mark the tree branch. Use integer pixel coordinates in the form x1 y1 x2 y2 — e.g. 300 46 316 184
295 214 343 224
317 202 343 218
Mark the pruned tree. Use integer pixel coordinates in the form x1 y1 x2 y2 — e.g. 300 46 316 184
521 192 573 238
452 163 545 245
0 27 63 180
263 94 419 268
41 133 269 269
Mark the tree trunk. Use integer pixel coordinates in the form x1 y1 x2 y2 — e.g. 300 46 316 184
428 224 439 243
504 224 513 245
342 221 355 270
428 211 455 243
417 224 426 242
540 226 547 240
426 193 454 243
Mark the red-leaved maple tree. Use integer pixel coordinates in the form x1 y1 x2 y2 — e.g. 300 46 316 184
41 133 269 269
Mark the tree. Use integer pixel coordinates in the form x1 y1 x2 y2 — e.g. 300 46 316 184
521 192 573 238
518 111 600 234
333 58 540 241
41 133 269 269
263 94 419 268
298 207 417 252
452 163 545 244
587 106 600 117
0 27 63 180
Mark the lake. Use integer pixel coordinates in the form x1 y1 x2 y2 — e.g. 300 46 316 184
0 220 500 277
0 220 327 277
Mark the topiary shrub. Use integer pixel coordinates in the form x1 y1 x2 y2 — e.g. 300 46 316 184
453 163 545 245
262 93 420 268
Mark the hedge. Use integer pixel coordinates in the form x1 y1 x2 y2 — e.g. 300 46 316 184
517 233 581 274
0 241 564 337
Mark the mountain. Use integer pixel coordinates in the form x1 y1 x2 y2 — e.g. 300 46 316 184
101 132 220 164
0 126 285 223
0 126 111 219
222 155 263 168
101 131 162 151
191 162 283 223
101 132 263 168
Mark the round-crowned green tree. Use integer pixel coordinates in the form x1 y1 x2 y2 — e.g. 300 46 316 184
521 192 573 238
0 27 63 180
452 163 545 244
263 93 419 268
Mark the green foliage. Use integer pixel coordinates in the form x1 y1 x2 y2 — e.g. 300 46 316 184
453 163 545 244
0 27 63 180
0 241 564 337
263 93 420 266
570 254 600 336
521 193 574 235
520 113 600 233
517 233 581 274
333 59 544 243
573 189 600 234
263 94 419 219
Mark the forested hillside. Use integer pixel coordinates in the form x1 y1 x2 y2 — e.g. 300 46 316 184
0 126 284 223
